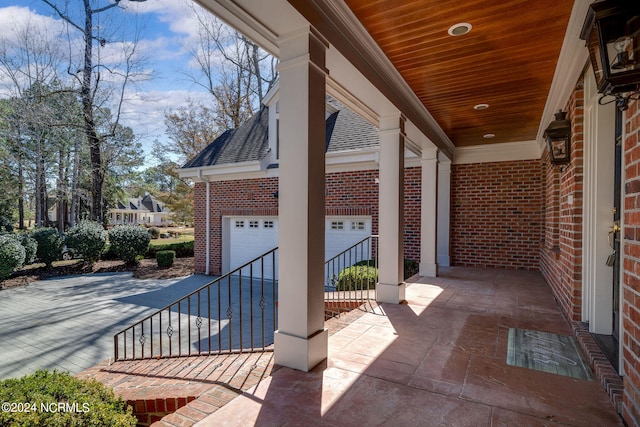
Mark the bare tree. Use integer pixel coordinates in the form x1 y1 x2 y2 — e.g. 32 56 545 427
41 0 149 222
0 18 65 228
184 4 278 128
163 100 219 162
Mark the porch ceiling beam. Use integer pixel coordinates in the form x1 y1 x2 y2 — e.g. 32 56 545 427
194 0 302 56
288 0 455 160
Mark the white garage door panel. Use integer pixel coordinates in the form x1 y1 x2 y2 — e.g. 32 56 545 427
229 217 278 279
227 216 371 279
325 217 372 261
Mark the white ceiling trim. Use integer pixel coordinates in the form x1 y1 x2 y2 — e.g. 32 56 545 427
453 140 542 165
536 0 590 150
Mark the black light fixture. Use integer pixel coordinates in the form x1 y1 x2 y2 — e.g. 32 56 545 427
544 110 571 166
580 1 640 111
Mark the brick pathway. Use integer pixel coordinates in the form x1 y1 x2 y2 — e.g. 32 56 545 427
77 304 370 426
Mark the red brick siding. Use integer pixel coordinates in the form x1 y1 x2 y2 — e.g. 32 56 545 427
193 177 279 275
540 79 585 321
193 168 423 275
450 160 543 270
623 97 640 427
404 167 422 260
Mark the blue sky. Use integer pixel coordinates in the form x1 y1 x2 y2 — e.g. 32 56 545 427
0 0 216 163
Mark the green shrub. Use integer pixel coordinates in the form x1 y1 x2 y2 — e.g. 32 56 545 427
18 233 37 265
0 234 25 280
108 225 150 265
147 240 194 258
101 243 117 260
0 370 136 427
354 258 418 280
156 250 176 268
337 265 378 291
30 228 64 268
0 232 36 266
404 259 419 279
148 226 161 239
65 221 106 264
0 215 13 232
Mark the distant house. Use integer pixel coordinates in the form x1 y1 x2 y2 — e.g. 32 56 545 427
108 194 171 227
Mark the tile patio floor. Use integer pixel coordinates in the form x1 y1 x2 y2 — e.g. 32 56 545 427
85 267 624 426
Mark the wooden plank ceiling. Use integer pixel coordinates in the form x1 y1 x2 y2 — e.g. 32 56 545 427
337 0 574 147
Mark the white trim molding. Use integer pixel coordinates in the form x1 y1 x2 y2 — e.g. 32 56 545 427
453 140 542 165
536 0 590 150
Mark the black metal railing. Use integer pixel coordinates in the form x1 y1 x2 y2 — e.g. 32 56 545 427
324 235 378 317
114 248 278 361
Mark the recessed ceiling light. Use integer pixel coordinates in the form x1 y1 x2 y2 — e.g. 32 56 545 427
448 22 472 37
483 133 496 139
474 103 489 110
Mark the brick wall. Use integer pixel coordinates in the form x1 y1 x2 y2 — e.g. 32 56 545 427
193 167 423 275
128 396 195 427
450 159 543 270
622 97 640 427
540 78 585 321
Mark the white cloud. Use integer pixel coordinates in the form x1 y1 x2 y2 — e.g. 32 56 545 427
0 6 65 42
126 0 203 40
117 88 212 160
0 1 223 165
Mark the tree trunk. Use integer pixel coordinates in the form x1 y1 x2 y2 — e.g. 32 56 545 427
34 141 42 227
70 137 80 227
81 0 103 222
17 153 24 230
57 148 65 232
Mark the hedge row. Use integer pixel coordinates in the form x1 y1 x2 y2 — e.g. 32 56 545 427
0 224 191 279
147 240 194 258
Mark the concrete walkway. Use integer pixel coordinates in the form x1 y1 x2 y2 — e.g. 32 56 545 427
193 268 623 427
0 273 212 380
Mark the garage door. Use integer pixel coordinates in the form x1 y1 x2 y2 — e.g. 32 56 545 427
226 216 372 278
325 216 372 261
228 217 278 279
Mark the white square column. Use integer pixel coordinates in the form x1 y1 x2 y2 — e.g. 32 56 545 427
437 155 451 267
274 26 329 372
420 146 438 277
377 113 406 304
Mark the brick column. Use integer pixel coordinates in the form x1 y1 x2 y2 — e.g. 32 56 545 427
273 26 329 372
377 113 406 303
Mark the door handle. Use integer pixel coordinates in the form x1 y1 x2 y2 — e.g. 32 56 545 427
608 222 620 250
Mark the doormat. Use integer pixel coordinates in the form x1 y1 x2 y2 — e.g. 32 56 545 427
507 328 593 381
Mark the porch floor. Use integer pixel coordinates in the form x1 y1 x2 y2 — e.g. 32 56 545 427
87 267 623 426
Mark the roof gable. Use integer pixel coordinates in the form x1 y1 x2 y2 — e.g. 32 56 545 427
182 105 269 169
182 97 379 170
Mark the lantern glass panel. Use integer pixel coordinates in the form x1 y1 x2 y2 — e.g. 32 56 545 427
601 16 640 77
548 137 569 164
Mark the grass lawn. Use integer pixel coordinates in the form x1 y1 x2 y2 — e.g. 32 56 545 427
148 227 194 246
150 235 194 246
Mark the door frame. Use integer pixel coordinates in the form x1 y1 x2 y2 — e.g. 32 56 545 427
581 66 616 336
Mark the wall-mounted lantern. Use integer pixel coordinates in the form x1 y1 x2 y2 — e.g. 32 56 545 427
544 110 571 166
580 1 640 110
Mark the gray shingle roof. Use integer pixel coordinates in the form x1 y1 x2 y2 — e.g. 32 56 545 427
182 105 270 168
326 98 379 152
115 194 169 213
182 98 378 169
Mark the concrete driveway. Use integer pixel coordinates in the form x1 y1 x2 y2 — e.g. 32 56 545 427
0 272 212 380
